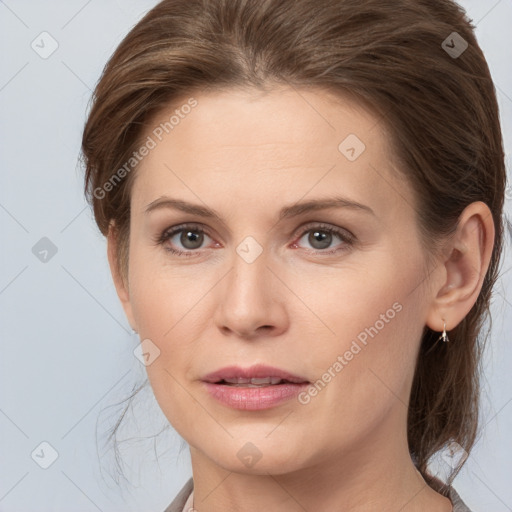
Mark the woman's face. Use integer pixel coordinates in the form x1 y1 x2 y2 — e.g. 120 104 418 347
114 86 441 475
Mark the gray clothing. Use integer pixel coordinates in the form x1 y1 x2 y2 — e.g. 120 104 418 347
163 477 472 511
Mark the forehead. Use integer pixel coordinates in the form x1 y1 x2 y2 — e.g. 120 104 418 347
133 86 415 224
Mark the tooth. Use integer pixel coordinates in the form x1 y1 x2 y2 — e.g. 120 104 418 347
250 377 283 385
249 377 268 385
221 377 284 386
223 377 251 384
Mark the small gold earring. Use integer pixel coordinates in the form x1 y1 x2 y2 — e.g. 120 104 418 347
437 320 450 343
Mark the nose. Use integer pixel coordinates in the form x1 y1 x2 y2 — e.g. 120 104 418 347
214 247 289 340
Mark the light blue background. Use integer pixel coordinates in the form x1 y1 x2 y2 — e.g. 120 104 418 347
0 1 511 510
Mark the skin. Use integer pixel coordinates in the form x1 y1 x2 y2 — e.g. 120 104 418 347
107 86 494 511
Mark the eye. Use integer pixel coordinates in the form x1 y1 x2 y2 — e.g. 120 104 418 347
293 223 355 254
155 223 216 256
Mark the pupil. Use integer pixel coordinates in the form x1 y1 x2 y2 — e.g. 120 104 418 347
181 230 203 249
309 230 331 249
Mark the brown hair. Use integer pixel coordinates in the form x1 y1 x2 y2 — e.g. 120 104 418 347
82 0 506 491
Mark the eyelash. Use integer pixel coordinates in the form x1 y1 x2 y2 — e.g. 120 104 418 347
154 222 355 257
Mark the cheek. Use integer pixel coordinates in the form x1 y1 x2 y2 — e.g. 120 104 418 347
144 364 206 444
308 253 426 415
127 250 198 334
126 260 207 422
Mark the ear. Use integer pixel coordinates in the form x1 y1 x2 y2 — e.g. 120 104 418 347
107 221 138 332
425 201 495 334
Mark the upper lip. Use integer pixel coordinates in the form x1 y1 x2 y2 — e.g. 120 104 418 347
202 364 309 384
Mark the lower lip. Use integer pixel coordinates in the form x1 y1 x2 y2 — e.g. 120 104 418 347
203 382 310 410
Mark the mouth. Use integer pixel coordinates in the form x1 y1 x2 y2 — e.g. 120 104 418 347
201 365 310 410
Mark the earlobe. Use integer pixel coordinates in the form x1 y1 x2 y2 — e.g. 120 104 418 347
425 201 495 333
106 221 138 332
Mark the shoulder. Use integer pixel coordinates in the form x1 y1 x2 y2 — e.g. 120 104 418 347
162 477 194 512
448 486 473 512
428 475 473 512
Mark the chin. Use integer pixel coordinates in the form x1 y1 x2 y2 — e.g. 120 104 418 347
200 438 311 476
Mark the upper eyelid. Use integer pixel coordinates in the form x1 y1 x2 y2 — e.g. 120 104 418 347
162 221 350 236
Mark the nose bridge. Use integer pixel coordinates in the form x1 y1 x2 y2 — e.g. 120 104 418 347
214 235 288 337
226 237 270 306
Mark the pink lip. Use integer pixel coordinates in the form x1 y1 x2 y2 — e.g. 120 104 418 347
201 364 310 411
203 382 310 410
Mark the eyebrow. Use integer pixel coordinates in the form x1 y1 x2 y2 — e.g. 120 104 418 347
144 195 375 221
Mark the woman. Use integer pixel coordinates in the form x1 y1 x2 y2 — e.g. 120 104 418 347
82 0 506 510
